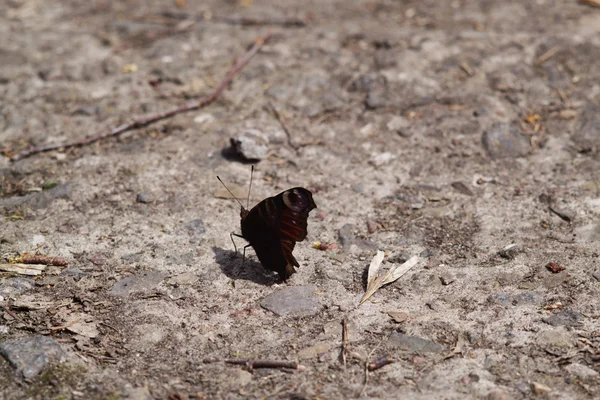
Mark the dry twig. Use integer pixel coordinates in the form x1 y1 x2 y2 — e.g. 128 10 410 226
50 318 81 332
341 318 348 369
267 102 299 152
223 359 303 370
580 0 600 8
162 11 306 27
12 254 68 266
9 32 273 161
368 355 392 371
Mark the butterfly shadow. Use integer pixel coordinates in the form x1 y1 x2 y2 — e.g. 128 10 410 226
211 246 279 286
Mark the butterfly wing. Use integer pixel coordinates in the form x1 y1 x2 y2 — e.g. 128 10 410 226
241 187 317 280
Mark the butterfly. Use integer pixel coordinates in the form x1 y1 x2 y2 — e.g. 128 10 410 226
217 167 317 280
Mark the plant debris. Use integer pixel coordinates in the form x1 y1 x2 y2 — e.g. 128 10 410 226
546 262 566 273
360 250 422 305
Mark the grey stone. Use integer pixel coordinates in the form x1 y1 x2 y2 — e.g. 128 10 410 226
388 332 446 353
0 277 35 298
0 335 67 379
136 193 154 204
543 309 581 328
564 363 599 380
536 328 574 350
125 386 153 400
230 129 269 161
109 270 167 297
338 224 356 249
574 223 600 243
387 116 412 137
0 183 71 210
482 123 530 159
260 285 321 317
439 273 455 286
573 103 600 150
487 70 522 92
184 219 206 235
593 272 600 282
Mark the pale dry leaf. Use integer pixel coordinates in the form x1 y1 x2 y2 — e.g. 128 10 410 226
381 255 420 285
367 250 385 283
360 253 421 305
0 263 46 276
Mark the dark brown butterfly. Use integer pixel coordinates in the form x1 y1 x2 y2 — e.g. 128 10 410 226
217 167 317 280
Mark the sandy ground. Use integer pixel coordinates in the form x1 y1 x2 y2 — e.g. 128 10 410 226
1 0 600 399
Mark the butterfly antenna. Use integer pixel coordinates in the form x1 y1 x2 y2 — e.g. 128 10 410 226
247 165 254 209
216 176 245 209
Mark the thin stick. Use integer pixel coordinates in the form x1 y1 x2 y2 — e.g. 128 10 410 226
580 0 600 8
161 11 306 27
224 359 302 370
50 318 81 331
367 355 392 371
12 254 68 267
267 102 299 152
341 318 348 369
9 32 273 162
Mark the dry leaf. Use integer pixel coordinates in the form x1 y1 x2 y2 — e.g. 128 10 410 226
360 252 421 305
0 263 46 276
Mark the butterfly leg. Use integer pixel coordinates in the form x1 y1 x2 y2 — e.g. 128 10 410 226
241 244 252 268
230 232 245 255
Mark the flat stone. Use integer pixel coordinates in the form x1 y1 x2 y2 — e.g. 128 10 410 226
543 310 581 328
574 223 600 243
125 386 153 400
136 193 154 204
109 270 167 297
536 327 574 350
260 285 321 317
0 277 35 298
230 129 269 161
183 219 206 235
0 183 71 210
573 103 600 150
389 332 446 353
481 123 530 159
227 368 252 386
297 342 334 359
564 363 599 380
451 181 474 196
0 335 67 379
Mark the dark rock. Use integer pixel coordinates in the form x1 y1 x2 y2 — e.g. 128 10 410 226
260 285 321 317
482 123 530 159
184 219 206 235
451 181 474 196
0 335 67 379
0 277 35 298
487 70 522 92
338 224 356 249
549 205 575 223
439 273 455 286
136 193 154 204
420 249 435 258
389 332 446 353
109 270 167 297
543 310 581 328
573 103 600 150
